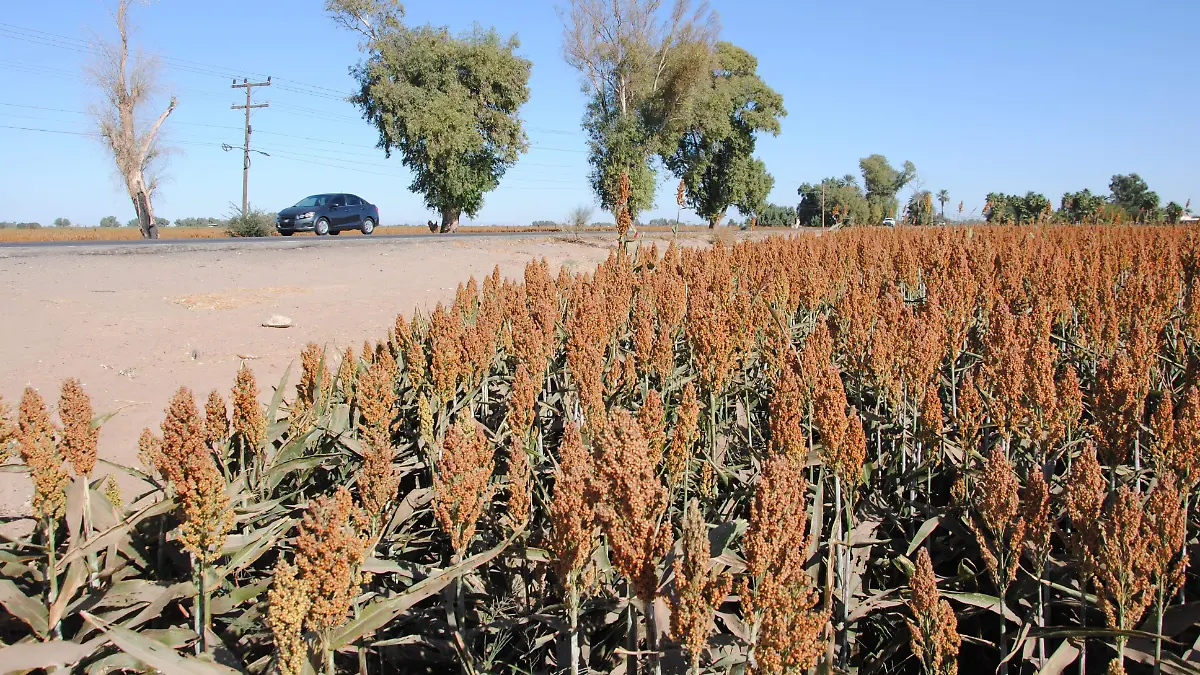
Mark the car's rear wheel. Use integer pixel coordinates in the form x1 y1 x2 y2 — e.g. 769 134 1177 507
361 218 375 235
315 218 330 236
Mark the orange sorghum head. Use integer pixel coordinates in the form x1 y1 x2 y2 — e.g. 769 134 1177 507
671 499 732 673
58 378 98 477
969 449 1025 587
433 414 495 556
638 389 667 462
204 389 229 449
593 408 670 602
295 486 368 633
548 422 599 594
18 387 67 522
506 436 532 530
506 362 538 440
267 560 311 675
232 364 266 451
906 548 961 675
337 346 358 401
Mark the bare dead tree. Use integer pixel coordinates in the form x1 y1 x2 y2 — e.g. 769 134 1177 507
88 0 176 240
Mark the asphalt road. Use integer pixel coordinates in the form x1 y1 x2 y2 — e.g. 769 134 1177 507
0 229 583 249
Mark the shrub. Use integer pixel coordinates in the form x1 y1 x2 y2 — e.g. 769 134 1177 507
226 207 276 238
567 206 593 229
54 217 71 228
99 216 120 228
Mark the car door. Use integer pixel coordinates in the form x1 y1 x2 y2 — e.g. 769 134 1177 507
328 195 350 227
345 195 365 226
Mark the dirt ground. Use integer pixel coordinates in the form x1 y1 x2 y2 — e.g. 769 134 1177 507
0 231 758 517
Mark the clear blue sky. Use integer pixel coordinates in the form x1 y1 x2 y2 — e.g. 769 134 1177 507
2 0 1197 226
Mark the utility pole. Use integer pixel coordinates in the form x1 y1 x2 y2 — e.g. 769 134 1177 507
231 77 270 216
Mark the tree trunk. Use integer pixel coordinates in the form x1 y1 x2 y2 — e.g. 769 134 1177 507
134 190 158 239
439 207 461 233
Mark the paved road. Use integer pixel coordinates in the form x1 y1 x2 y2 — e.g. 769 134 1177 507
0 229 583 249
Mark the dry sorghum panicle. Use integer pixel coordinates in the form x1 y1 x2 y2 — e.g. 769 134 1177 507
667 382 700 482
593 409 671 602
418 394 435 449
355 348 397 452
267 560 311 675
1145 471 1188 598
160 388 234 564
1021 468 1052 569
918 384 943 450
638 389 667 461
429 304 466 402
506 438 532 529
0 396 14 461
743 452 826 674
433 415 495 556
296 343 333 414
1151 392 1175 467
671 499 732 673
1065 443 1106 558
204 389 229 448
396 312 429 387
138 427 162 477
232 364 266 451
296 487 367 632
337 346 357 400
969 449 1025 587
1092 485 1154 633
357 436 398 532
769 365 806 458
507 362 538 440
58 378 97 477
19 387 67 521
548 423 598 591
954 370 985 454
1094 350 1144 466
906 548 960 675
1164 386 1200 487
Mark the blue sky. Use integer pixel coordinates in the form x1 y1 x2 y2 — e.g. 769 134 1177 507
1 0 1197 226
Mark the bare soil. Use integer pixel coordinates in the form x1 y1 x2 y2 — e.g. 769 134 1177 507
0 231 749 516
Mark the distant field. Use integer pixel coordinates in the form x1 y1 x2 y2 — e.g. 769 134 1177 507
0 223 746 242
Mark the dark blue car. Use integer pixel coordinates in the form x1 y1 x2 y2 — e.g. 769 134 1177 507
276 193 380 236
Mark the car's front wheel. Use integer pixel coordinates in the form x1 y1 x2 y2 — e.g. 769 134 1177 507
315 218 330 236
361 218 375 235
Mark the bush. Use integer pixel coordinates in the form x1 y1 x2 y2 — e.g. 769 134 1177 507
226 206 276 238
155 217 171 229
531 220 559 229
567 206 593 229
99 216 120 228
53 217 71 228
175 217 226 228
0 221 42 229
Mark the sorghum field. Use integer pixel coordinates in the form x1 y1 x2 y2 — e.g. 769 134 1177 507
2 225 1198 675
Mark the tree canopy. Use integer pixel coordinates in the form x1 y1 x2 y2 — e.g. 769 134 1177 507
663 42 785 227
796 175 870 227
1109 173 1160 222
757 203 796 227
561 0 718 220
859 154 916 222
330 0 531 232
1059 189 1106 224
904 191 934 226
985 192 1051 224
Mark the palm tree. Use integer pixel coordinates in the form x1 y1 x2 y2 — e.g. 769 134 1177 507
937 189 950 222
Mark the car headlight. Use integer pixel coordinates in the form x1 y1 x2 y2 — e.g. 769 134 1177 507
298 211 315 219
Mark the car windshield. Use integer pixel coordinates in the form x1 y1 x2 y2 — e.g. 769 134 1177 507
293 195 328 208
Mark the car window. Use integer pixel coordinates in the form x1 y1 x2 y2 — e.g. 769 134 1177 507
330 195 346 207
294 195 327 208
346 195 362 206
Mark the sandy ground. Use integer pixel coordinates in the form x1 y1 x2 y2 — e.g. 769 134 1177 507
0 231 746 517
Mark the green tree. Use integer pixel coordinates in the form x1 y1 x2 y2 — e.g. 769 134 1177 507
664 42 785 227
329 1 531 233
905 190 935 226
561 0 718 222
797 175 870 227
1165 201 1184 224
986 191 1050 224
99 216 120 228
155 217 170 228
1060 189 1106 224
1109 173 1160 223
936 189 950 221
54 217 71 228
859 154 916 223
758 203 796 227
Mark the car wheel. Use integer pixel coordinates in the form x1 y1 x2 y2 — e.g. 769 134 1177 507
361 218 375 235
329 229 341 236
315 218 330 236
280 231 294 237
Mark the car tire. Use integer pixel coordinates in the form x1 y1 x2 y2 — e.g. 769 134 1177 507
361 218 375 235
315 218 330 236
280 231 294 237
329 229 340 236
